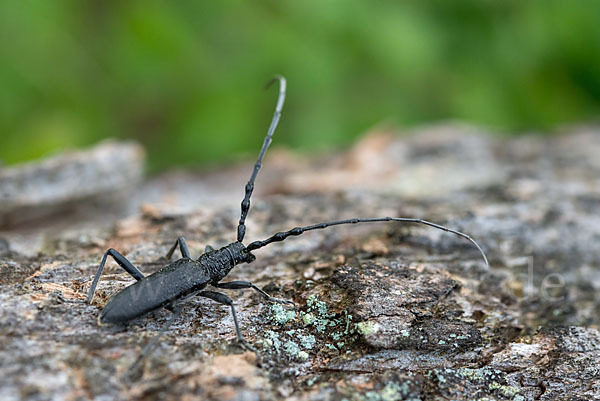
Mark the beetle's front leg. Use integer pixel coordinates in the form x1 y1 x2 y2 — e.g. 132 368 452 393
198 290 257 353
214 281 295 307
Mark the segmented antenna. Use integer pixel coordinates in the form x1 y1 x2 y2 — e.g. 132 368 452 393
246 216 489 267
237 76 287 242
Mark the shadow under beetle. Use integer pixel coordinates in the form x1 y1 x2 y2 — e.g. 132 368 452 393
86 76 489 369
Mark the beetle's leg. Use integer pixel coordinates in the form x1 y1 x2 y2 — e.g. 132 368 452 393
204 245 215 253
215 281 295 307
125 304 182 376
198 290 256 352
87 249 145 304
166 236 191 259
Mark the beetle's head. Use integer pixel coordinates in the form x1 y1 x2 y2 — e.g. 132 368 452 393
246 251 256 264
240 246 256 264
229 241 256 264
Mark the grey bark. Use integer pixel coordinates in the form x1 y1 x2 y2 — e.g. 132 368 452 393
1 124 599 400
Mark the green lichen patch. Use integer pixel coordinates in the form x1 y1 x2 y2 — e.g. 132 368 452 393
262 294 360 361
301 312 315 325
283 340 309 361
300 334 316 350
335 372 423 401
270 304 297 325
428 367 522 400
303 294 337 333
356 320 380 336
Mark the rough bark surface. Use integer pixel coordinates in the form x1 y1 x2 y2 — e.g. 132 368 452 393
1 124 599 401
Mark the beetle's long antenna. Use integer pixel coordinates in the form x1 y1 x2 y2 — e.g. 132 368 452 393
246 216 489 267
237 76 287 242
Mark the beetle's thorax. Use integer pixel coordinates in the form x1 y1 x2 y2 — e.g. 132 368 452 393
199 241 256 283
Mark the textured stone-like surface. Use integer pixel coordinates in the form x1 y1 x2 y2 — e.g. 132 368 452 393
0 140 145 228
1 124 599 400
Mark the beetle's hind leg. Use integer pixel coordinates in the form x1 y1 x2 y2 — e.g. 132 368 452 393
87 249 145 304
123 304 182 380
165 236 191 259
198 291 257 353
215 281 295 307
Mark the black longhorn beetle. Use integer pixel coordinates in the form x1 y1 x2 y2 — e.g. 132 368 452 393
86 76 488 369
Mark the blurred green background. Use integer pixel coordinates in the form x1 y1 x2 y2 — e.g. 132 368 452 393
1 1 599 172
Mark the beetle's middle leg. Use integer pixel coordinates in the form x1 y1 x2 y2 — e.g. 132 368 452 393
87 249 145 303
198 290 256 352
214 281 295 307
125 304 182 377
166 236 191 259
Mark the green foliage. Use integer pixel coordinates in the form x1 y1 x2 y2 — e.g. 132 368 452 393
1 1 599 170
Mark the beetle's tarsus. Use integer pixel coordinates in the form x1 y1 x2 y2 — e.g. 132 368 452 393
268 297 296 308
56 293 86 304
238 339 257 353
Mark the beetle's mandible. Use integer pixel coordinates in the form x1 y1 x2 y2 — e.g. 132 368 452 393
86 76 489 370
